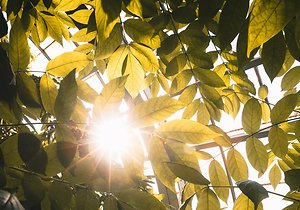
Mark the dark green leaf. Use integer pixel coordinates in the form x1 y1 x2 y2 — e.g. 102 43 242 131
54 70 78 121
165 54 187 76
57 141 77 168
18 132 41 164
284 169 300 191
172 6 196 24
49 181 74 210
75 189 100 210
285 19 300 61
198 0 224 24
22 174 45 202
237 180 269 210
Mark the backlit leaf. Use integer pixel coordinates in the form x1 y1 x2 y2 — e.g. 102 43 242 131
170 70 193 94
46 52 90 77
268 126 289 158
209 125 232 147
233 193 263 210
129 96 184 128
54 70 78 121
258 85 268 100
281 66 300 91
246 137 268 174
209 160 229 203
247 0 296 56
196 188 221 210
0 135 23 166
182 99 200 119
69 9 93 24
155 119 221 144
40 74 58 115
76 79 98 104
227 148 248 181
106 45 128 80
165 54 187 77
197 101 210 125
269 163 282 190
261 103 270 123
193 68 225 87
242 98 261 134
178 85 197 105
270 94 297 124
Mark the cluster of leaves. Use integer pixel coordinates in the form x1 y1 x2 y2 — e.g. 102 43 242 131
0 0 300 209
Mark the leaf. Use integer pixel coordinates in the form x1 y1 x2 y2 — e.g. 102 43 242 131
54 70 78 121
106 45 128 80
268 126 289 158
46 52 90 77
182 99 200 119
148 136 176 192
95 0 121 41
237 180 269 210
209 125 232 147
218 0 249 49
22 174 45 202
124 18 160 49
41 13 65 45
170 70 193 94
281 66 300 91
116 189 166 210
198 0 224 24
242 98 261 135
196 188 221 210
71 28 96 42
8 17 30 71
247 0 296 56
18 132 41 164
258 85 268 100
284 169 300 191
197 101 211 125
260 103 270 123
270 94 297 124
172 6 196 24
69 9 93 24
130 43 159 73
40 74 58 115
124 0 143 18
199 84 223 110
155 119 221 144
193 68 225 87
57 141 77 168
269 164 282 190
246 137 268 174
261 31 286 81
285 19 300 61
49 181 74 210
75 190 100 210
129 96 184 128
227 148 248 181
0 135 23 166
233 193 263 210
16 72 41 108
76 79 98 104
178 84 197 105
209 160 229 203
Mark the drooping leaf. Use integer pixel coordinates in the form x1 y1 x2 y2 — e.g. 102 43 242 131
54 70 78 121
270 94 297 124
197 101 211 125
208 125 232 147
233 193 263 210
199 84 223 110
281 66 300 91
284 169 300 191
269 163 282 190
209 160 229 203
129 96 184 128
41 13 65 45
247 0 296 56
237 180 269 210
285 19 300 61
196 188 221 210
246 137 268 174
218 0 249 49
8 17 30 71
155 119 221 144
227 148 248 181
261 31 286 81
40 74 58 115
46 52 90 77
242 98 261 134
268 126 289 158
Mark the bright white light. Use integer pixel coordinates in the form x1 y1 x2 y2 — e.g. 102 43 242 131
88 114 136 162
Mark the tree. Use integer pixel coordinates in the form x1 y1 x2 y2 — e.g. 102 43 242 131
0 0 300 209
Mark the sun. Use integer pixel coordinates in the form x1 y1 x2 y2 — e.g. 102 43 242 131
88 114 137 162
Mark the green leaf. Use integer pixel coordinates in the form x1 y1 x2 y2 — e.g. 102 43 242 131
270 94 297 124
269 163 282 190
193 68 225 87
95 0 121 41
0 134 23 166
129 43 159 73
129 96 184 128
8 17 30 71
16 72 41 108
258 85 268 100
198 0 224 24
285 19 300 61
46 52 90 77
242 98 261 134
165 54 187 77
178 84 197 105
247 0 296 56
182 99 200 119
54 70 78 121
209 160 229 203
116 189 166 210
124 18 160 49
172 6 196 24
18 132 41 164
261 31 286 81
40 74 58 115
196 188 221 210
218 0 249 49
199 84 223 110
106 45 128 80
155 119 221 144
75 189 100 210
49 181 74 210
246 137 268 174
148 136 176 192
284 169 300 191
204 98 221 122
76 79 98 104
281 66 300 91
170 70 193 94
22 174 45 202
268 126 289 158
57 141 77 168
227 148 248 181
233 193 263 210
237 180 269 210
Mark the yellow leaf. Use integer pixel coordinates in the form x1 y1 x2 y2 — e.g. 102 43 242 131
129 96 184 128
242 98 262 134
227 148 248 181
40 74 58 115
258 85 268 99
155 119 221 144
270 94 297 124
69 9 93 24
233 193 263 210
106 45 128 80
71 28 96 42
261 103 270 123
269 163 282 190
46 52 90 77
268 126 288 158
182 99 200 119
246 137 268 174
196 189 221 210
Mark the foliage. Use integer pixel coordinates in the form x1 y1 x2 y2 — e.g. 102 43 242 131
0 0 300 209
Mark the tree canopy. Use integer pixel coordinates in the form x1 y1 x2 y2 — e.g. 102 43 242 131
0 0 300 209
